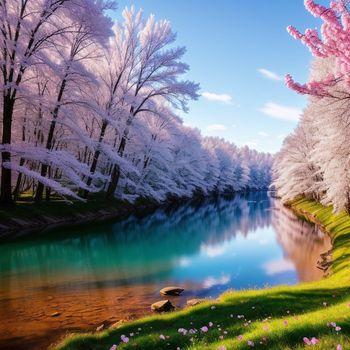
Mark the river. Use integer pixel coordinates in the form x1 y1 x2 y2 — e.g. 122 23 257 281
0 192 331 350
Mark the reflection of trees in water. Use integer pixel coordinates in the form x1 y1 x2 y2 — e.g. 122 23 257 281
271 200 331 282
0 192 272 288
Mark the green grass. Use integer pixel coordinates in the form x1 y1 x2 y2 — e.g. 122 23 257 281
53 198 350 350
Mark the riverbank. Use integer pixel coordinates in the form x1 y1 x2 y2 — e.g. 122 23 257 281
54 198 350 350
0 191 246 241
0 193 203 241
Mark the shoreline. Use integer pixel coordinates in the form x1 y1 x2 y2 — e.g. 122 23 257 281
54 198 350 350
0 191 248 241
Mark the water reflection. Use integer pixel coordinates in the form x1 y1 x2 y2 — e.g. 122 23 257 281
0 192 331 350
271 200 331 281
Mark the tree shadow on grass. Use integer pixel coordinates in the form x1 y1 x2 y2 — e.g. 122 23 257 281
55 284 350 350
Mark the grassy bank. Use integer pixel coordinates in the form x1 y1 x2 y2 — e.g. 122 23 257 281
54 198 350 350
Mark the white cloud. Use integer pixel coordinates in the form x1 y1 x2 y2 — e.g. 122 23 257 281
178 257 191 267
201 244 226 257
258 68 283 81
259 239 269 245
260 102 302 122
202 92 233 104
202 274 231 289
258 131 269 137
239 139 258 149
206 124 227 132
263 258 295 275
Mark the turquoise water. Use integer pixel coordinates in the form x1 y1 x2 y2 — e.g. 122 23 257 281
0 192 331 350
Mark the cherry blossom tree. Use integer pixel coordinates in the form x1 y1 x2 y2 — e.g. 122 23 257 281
285 0 350 96
105 10 200 198
0 3 273 205
0 0 116 204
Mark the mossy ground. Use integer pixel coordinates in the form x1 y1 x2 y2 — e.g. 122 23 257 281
54 198 350 350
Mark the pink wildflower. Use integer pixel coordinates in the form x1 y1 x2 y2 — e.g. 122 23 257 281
120 335 129 343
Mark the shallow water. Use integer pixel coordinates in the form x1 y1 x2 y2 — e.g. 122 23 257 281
0 192 331 349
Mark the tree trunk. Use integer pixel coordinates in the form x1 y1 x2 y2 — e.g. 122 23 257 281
0 95 15 206
106 136 127 199
83 121 108 199
13 158 25 200
35 78 67 202
34 119 57 202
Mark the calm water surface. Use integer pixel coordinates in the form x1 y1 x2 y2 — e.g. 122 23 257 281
0 192 331 350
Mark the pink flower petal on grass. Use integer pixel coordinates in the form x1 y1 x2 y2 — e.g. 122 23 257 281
248 340 254 347
120 335 129 343
335 326 341 332
337 345 342 350
311 337 319 345
200 326 208 333
159 334 166 340
303 337 311 345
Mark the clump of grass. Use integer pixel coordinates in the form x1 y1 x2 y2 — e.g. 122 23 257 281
53 198 350 350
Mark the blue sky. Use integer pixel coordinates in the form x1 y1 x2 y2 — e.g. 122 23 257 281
114 1 326 153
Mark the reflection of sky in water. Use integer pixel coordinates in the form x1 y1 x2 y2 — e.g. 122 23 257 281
171 226 297 293
0 192 330 298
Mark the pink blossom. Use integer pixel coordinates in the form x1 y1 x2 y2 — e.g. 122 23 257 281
109 345 117 350
200 326 209 333
248 340 255 347
310 337 319 345
120 335 129 343
283 320 288 326
304 337 312 345
304 337 319 345
218 347 226 350
209 322 214 327
238 335 243 341
337 345 342 350
159 334 166 340
335 326 341 331
178 328 187 335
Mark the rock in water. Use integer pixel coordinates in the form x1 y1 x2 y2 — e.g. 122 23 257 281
160 286 184 296
96 324 104 332
151 300 175 312
186 298 205 306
